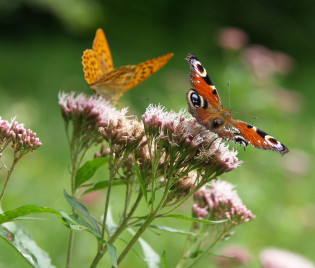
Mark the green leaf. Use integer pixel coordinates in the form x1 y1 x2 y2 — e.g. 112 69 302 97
0 223 56 268
83 179 124 195
107 243 118 268
105 207 117 236
0 205 101 239
58 211 101 238
162 214 227 224
149 224 197 236
128 229 160 268
0 205 60 224
63 190 101 235
134 155 147 203
161 251 169 268
75 157 108 189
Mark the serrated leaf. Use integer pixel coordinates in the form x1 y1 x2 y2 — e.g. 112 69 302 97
83 179 124 195
128 229 160 268
162 214 227 224
0 223 56 268
107 243 118 268
75 157 108 189
134 155 147 203
149 224 197 236
161 251 169 268
63 190 101 235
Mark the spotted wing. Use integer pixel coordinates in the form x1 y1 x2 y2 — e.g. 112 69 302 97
186 53 222 110
229 120 289 155
90 53 173 101
82 29 114 85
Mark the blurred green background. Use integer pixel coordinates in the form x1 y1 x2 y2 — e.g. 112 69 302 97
0 0 314 267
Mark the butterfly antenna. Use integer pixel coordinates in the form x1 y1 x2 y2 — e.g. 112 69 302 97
233 110 258 120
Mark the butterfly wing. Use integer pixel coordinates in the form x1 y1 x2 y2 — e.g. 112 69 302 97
89 65 137 101
90 53 174 101
185 53 288 155
82 29 114 85
229 120 289 155
186 53 222 110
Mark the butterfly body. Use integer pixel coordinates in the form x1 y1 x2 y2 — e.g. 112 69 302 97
186 53 289 155
82 29 173 102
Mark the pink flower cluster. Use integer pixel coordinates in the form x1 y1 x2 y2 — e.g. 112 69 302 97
58 91 127 129
193 180 255 225
260 248 315 268
216 27 249 51
142 105 240 173
216 245 252 267
242 45 294 79
0 117 42 154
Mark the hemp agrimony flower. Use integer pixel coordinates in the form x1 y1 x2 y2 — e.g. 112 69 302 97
59 92 127 147
0 117 42 156
142 105 240 184
177 180 254 268
260 248 315 268
193 179 255 224
216 245 252 267
0 117 42 202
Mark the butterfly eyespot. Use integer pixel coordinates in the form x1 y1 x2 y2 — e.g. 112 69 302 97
266 136 278 145
194 62 207 77
190 92 201 108
197 64 204 73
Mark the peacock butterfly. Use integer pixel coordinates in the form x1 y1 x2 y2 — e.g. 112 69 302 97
185 53 289 155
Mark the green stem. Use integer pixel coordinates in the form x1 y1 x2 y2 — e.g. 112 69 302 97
90 147 116 268
90 190 143 268
0 156 19 203
66 230 75 268
116 183 170 266
175 225 195 268
123 180 130 219
65 134 84 268
108 190 143 244
161 173 217 217
186 229 227 268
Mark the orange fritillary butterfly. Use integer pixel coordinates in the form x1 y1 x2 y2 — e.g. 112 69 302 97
82 29 173 102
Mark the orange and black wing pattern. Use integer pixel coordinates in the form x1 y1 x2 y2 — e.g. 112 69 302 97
82 29 173 102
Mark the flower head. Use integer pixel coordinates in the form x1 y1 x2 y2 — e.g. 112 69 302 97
142 105 240 176
216 245 252 267
216 27 249 51
0 117 42 155
193 180 255 225
260 248 315 268
242 45 294 80
58 91 127 150
58 91 125 128
99 117 145 158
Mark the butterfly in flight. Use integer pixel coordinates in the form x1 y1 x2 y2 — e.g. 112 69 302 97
82 29 173 102
185 53 289 155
